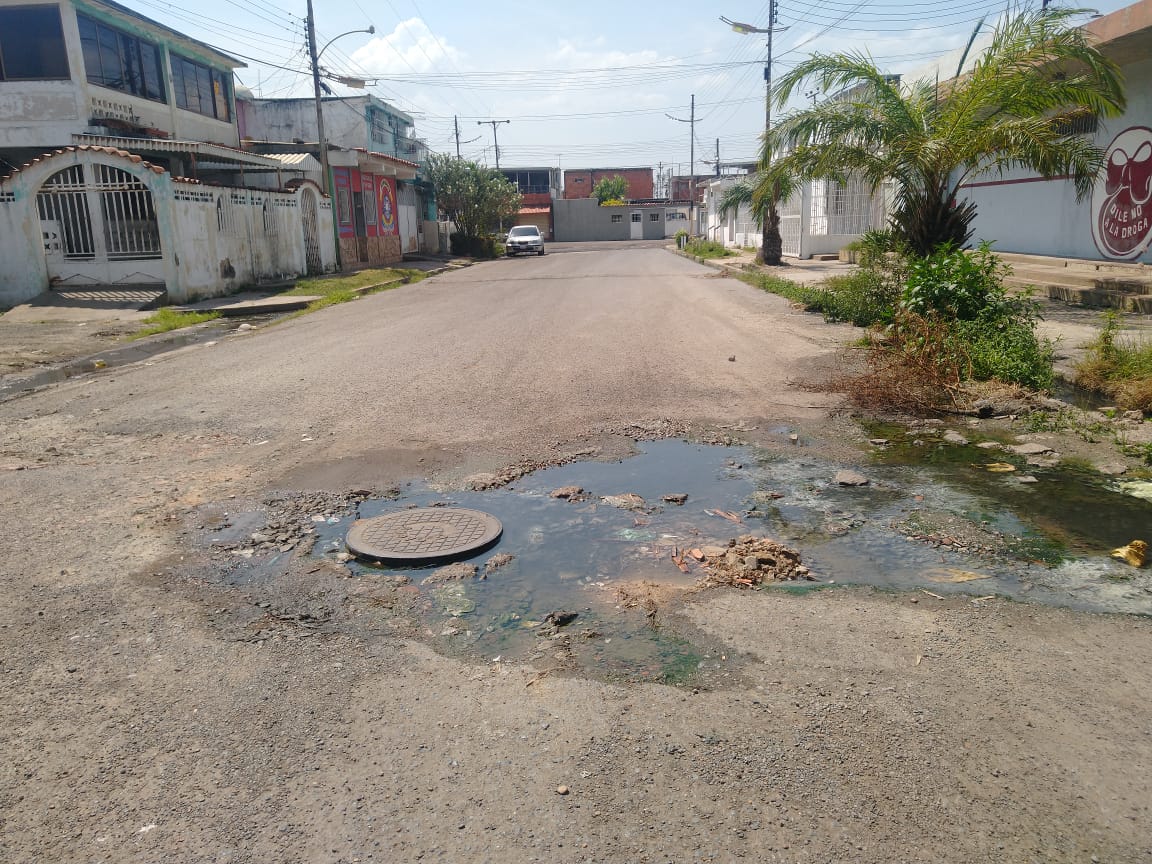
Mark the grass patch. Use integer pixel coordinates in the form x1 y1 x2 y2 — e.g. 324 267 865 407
286 267 425 297
129 307 220 339
684 239 736 259
1073 312 1152 413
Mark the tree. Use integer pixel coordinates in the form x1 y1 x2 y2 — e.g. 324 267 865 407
592 174 629 204
717 165 799 266
423 153 522 241
765 7 1125 257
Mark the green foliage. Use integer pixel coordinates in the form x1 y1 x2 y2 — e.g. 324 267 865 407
592 174 629 204
424 153 522 243
674 229 689 243
684 239 736 259
600 198 626 207
901 242 1012 320
130 308 220 339
450 232 502 258
1074 311 1152 411
288 268 418 296
954 309 1054 390
768 7 1126 254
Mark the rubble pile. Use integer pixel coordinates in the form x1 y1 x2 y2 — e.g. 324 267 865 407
695 534 813 588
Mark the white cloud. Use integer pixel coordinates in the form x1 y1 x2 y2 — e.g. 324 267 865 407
350 18 462 75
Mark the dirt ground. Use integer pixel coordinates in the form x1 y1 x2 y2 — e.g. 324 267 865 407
1 249 1150 863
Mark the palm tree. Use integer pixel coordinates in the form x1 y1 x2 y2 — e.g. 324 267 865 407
717 166 798 266
763 7 1125 257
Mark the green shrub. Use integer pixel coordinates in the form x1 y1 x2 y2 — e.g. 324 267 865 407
901 241 1011 320
821 269 901 327
955 309 1054 390
450 232 501 258
1074 312 1152 411
684 238 736 259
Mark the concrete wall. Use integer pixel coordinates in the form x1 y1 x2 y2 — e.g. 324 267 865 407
563 167 654 200
959 54 1152 263
0 0 240 150
553 199 665 242
167 183 335 301
0 149 335 308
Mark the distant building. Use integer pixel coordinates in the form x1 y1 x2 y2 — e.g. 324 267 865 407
500 167 560 238
562 167 654 201
239 93 435 262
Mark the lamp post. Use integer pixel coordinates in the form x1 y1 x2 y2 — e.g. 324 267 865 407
305 0 374 194
721 5 789 263
721 5 788 150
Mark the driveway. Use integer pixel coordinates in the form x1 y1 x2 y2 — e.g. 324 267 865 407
0 247 1148 864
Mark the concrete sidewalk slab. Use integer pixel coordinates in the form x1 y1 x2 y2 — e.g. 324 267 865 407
173 292 322 316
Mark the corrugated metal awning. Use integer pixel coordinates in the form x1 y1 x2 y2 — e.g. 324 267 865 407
72 134 284 169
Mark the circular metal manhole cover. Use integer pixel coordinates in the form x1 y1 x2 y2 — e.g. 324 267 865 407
346 507 503 562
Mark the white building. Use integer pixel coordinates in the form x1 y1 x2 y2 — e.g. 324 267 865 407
701 174 888 259
957 0 1152 265
0 0 336 308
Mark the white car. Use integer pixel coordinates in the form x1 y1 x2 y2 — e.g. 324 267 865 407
506 225 545 256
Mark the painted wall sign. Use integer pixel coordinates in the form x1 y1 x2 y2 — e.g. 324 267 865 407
378 177 398 236
1092 126 1152 260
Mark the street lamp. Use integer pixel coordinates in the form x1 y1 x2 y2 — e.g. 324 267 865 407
306 0 374 194
722 5 788 262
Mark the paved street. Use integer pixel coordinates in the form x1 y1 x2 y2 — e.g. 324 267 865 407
1 247 1149 864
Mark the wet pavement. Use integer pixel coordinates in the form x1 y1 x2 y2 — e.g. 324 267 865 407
192 435 1152 686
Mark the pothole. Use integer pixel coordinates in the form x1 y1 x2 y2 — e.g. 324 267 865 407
181 436 1152 687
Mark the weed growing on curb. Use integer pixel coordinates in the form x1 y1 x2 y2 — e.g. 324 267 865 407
130 308 221 339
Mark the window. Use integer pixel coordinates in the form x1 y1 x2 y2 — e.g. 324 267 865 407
649 212 660 222
631 213 642 223
1053 113 1098 137
77 14 164 101
362 178 376 225
336 187 352 225
611 214 623 223
171 55 231 120
0 5 69 80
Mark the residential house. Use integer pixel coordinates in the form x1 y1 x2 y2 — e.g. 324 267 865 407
957 0 1152 265
701 172 888 259
563 167 653 200
0 0 337 308
500 166 559 238
238 93 436 263
553 198 669 242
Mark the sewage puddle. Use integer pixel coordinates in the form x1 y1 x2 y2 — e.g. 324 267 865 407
199 437 1152 685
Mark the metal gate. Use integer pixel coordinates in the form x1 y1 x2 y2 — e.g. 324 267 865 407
398 182 419 254
36 163 163 288
300 186 322 274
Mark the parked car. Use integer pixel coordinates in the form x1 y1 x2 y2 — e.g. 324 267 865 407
505 225 545 256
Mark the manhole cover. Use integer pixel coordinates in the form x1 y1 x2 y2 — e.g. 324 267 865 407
346 507 503 562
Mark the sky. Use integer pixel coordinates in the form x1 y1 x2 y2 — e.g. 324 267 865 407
130 0 1136 177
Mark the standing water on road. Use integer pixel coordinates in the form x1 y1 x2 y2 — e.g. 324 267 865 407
292 436 1152 682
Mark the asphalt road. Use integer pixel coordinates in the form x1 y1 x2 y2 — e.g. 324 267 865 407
1 246 1149 864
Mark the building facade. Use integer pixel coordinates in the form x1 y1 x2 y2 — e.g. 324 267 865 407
239 93 434 262
954 0 1152 264
562 167 653 200
0 0 337 307
553 198 669 242
500 166 559 238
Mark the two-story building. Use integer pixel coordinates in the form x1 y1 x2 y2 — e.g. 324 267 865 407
238 93 436 264
562 167 654 201
0 0 336 308
500 166 559 239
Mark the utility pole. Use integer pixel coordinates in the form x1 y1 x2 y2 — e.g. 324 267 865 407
715 138 720 177
305 0 329 194
665 95 697 235
454 115 461 158
476 119 510 170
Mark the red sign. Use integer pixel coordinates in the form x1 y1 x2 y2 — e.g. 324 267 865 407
1092 126 1152 260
